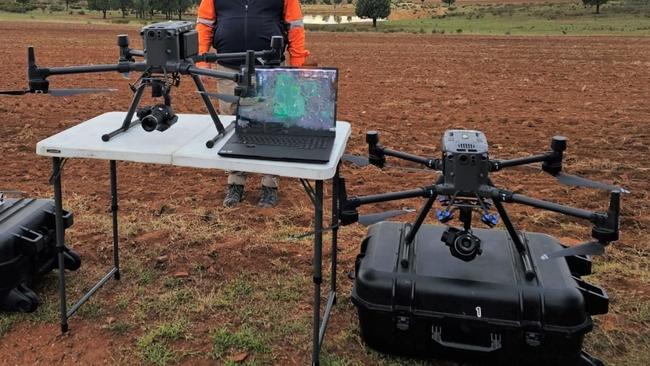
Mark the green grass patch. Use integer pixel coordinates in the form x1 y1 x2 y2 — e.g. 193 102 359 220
211 326 269 360
0 314 19 337
306 2 650 36
136 320 187 366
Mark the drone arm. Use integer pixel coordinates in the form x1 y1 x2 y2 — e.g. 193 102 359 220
382 147 439 169
348 187 435 208
366 131 440 169
495 189 620 242
338 174 435 225
195 49 275 63
36 62 147 79
195 35 283 65
504 192 597 221
186 65 240 81
490 153 551 171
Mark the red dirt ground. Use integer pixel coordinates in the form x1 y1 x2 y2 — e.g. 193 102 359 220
0 23 649 365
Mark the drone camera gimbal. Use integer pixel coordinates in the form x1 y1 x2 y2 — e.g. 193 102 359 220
339 130 623 278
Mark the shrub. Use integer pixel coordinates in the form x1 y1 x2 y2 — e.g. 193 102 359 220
48 3 65 12
0 2 37 13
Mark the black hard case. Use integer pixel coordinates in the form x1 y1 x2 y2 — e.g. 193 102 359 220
0 198 80 312
352 222 608 366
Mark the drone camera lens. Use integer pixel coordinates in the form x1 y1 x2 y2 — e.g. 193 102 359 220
147 30 156 38
141 115 158 132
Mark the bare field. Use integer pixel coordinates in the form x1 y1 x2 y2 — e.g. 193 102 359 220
0 22 649 365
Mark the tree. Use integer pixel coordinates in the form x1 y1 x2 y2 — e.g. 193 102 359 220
175 0 194 20
442 0 455 7
355 0 391 27
582 0 608 14
88 0 116 19
64 0 79 11
116 0 132 17
132 0 150 19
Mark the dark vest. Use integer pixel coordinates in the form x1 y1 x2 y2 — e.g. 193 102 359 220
212 0 287 68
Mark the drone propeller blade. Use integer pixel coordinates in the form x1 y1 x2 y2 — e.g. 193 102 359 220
198 91 240 104
0 89 29 95
342 154 370 167
541 241 605 260
48 88 117 97
555 172 628 193
358 209 414 226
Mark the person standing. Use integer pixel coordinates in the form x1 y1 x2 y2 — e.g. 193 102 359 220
196 0 310 208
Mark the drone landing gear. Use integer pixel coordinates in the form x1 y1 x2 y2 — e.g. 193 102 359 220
102 73 231 146
191 74 233 148
102 82 147 142
492 198 536 280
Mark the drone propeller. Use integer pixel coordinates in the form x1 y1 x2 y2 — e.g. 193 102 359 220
198 91 240 104
541 240 605 260
49 88 117 97
553 172 628 193
358 208 414 226
342 154 370 167
0 87 116 97
0 89 31 95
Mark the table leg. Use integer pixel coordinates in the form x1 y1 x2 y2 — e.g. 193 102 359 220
330 165 340 297
312 180 323 366
53 157 69 333
110 160 121 280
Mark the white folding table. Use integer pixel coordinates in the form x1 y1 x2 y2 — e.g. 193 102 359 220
36 112 351 365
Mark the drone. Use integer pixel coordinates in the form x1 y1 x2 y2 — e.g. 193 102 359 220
338 130 624 279
0 21 284 148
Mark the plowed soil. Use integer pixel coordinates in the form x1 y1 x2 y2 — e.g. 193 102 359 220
0 22 649 365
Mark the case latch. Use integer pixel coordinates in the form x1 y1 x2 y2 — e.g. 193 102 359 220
395 315 410 331
525 331 542 347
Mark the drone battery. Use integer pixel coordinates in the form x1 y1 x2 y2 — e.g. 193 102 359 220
142 21 198 67
352 222 608 365
0 198 80 312
441 130 490 193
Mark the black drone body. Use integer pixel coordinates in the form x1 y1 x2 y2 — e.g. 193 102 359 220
1 21 285 148
340 130 623 277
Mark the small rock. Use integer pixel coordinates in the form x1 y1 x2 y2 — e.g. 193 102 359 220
229 352 248 362
173 271 189 278
156 255 168 264
106 317 116 325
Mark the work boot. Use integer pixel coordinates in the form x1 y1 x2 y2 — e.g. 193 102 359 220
258 186 278 208
223 184 244 207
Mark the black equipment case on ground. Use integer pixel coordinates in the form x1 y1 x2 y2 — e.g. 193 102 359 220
0 197 80 312
352 222 608 366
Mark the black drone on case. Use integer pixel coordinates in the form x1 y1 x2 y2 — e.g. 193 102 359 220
339 130 625 278
0 21 284 148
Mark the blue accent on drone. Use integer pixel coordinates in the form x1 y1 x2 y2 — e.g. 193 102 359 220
436 209 454 223
481 213 499 227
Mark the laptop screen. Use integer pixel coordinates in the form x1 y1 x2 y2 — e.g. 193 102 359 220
236 68 338 132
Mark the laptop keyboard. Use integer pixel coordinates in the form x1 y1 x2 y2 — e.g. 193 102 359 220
233 134 331 149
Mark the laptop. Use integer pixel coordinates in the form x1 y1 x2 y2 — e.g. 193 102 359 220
218 67 338 164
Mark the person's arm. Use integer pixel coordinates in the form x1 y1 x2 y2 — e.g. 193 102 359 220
283 0 310 67
196 0 216 69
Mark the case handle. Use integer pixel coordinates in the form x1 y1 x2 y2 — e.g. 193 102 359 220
431 326 502 352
